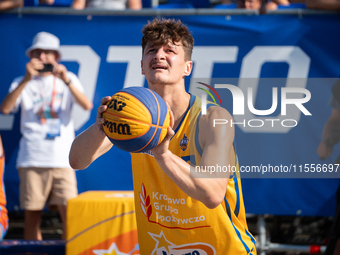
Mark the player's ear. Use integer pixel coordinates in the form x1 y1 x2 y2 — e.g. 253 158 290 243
184 61 192 77
141 60 144 75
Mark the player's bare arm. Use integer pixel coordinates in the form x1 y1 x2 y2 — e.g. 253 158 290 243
151 105 233 209
69 96 113 170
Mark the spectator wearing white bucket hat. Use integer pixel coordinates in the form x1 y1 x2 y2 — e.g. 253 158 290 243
25 32 62 58
0 31 93 240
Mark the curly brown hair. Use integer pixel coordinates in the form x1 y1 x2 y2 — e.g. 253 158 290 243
141 18 194 61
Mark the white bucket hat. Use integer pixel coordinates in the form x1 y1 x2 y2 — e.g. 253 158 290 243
25 32 61 58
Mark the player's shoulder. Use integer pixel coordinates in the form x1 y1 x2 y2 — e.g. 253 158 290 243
204 105 232 123
198 105 234 146
198 105 234 142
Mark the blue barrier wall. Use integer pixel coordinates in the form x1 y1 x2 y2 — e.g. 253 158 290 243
0 11 340 216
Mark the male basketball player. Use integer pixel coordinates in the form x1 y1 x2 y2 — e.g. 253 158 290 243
70 18 256 254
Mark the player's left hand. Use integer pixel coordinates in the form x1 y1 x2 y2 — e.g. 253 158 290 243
151 102 174 157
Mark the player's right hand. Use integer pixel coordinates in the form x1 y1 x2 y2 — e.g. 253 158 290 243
96 96 111 128
25 59 44 80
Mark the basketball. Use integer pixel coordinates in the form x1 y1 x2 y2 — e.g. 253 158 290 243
102 86 170 153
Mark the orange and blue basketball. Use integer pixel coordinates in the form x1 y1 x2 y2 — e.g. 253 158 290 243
102 86 170 153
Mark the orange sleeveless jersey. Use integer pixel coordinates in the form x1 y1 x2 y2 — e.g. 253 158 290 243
131 95 256 255
0 154 8 239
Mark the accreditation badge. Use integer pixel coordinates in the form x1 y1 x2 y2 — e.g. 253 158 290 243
45 118 61 139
